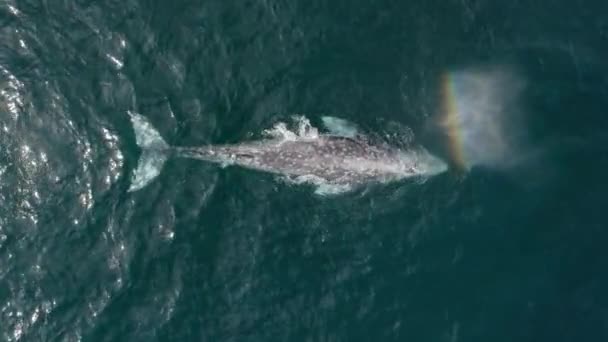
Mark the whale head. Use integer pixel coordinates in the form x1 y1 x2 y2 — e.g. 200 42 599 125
411 148 449 176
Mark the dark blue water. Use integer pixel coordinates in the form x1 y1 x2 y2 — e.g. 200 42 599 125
1 1 608 341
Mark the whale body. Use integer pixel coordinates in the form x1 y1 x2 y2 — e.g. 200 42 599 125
127 112 448 194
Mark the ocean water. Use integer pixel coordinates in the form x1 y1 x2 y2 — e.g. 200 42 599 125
1 1 608 341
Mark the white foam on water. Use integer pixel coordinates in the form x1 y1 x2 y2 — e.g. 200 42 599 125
262 116 320 142
279 174 353 196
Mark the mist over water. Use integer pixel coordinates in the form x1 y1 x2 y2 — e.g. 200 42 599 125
441 66 527 170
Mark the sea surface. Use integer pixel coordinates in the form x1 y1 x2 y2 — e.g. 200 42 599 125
1 1 608 341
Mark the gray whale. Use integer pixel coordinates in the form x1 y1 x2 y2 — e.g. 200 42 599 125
127 112 447 194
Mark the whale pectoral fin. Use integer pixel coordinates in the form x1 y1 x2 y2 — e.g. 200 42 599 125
321 116 360 138
313 183 353 196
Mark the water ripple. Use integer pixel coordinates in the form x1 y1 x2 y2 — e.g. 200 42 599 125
0 6 131 337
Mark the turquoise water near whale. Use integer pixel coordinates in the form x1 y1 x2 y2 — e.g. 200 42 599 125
1 1 608 341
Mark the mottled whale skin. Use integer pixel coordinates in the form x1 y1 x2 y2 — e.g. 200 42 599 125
176 136 442 184
127 112 448 193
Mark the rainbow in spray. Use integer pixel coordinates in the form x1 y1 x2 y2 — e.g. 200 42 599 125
440 67 524 170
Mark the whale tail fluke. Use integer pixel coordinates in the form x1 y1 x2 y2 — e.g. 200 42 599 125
127 111 169 192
